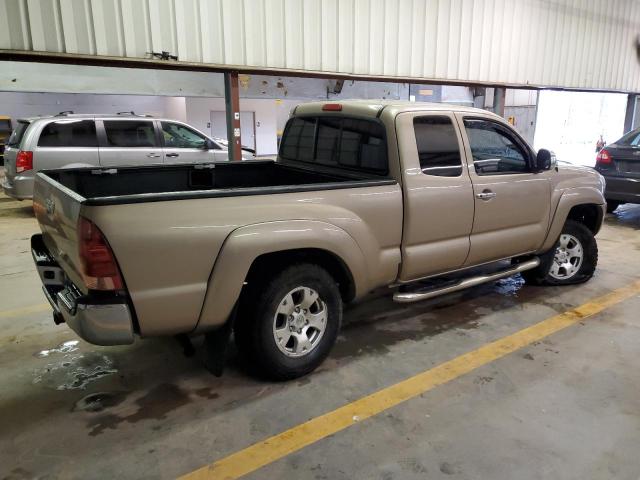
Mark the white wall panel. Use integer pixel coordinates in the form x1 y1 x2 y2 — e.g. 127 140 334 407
2 0 640 92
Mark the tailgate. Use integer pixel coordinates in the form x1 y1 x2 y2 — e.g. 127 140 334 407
33 172 87 293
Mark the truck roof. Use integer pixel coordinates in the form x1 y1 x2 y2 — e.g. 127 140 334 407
294 100 502 120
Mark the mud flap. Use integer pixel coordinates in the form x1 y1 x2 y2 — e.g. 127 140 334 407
203 304 237 377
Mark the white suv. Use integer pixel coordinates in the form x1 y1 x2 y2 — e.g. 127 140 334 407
2 112 252 200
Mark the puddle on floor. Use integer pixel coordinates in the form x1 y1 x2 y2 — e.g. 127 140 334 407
33 351 118 390
74 391 128 412
493 275 525 296
34 339 80 358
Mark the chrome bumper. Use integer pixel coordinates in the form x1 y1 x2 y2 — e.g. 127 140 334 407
32 234 134 346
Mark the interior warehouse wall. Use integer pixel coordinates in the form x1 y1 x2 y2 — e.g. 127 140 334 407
0 91 187 123
2 0 640 92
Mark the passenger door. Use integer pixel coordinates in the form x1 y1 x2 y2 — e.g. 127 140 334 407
396 112 475 281
457 115 551 266
98 119 163 166
160 121 222 163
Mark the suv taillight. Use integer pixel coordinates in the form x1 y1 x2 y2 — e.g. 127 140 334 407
78 217 123 291
596 148 612 167
16 150 33 173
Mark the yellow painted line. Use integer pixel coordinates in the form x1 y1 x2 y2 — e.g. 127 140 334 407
0 303 50 319
181 280 640 480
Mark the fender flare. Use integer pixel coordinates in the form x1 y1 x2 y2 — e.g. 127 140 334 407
539 188 605 252
194 219 369 333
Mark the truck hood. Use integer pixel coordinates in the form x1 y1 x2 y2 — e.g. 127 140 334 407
554 162 605 195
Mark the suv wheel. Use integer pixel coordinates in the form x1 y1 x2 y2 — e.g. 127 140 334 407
522 220 598 286
235 263 342 380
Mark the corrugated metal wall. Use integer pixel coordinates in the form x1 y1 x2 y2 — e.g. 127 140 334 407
1 0 639 92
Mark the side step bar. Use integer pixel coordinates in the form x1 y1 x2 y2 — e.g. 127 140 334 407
393 258 540 303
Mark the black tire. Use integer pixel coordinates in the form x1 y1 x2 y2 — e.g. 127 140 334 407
606 200 621 213
522 219 598 286
234 263 342 381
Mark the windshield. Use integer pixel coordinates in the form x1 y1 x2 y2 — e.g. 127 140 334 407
616 128 640 146
7 121 30 147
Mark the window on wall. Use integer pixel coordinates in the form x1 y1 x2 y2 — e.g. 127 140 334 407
279 116 388 174
103 120 157 148
463 118 530 175
38 120 98 147
413 116 463 177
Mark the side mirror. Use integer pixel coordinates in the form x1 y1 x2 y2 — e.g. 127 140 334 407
535 148 554 172
202 139 215 150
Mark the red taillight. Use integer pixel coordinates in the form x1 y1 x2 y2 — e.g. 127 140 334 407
16 150 33 173
322 103 342 111
596 148 612 166
78 217 123 291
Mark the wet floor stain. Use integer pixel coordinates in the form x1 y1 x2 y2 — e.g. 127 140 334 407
194 386 220 400
73 391 128 412
86 383 191 436
33 351 117 390
34 339 79 358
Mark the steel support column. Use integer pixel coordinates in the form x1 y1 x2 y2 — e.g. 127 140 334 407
624 94 638 134
224 71 242 161
493 87 506 117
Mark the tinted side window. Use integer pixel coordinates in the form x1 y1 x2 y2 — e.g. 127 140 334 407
38 120 97 147
414 116 462 177
103 121 157 148
280 116 387 174
280 117 315 161
161 122 207 148
463 119 529 175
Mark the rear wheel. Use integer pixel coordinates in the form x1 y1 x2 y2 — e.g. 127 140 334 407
606 200 621 213
522 220 598 286
235 263 342 380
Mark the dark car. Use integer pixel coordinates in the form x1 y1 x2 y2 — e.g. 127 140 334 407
595 127 640 212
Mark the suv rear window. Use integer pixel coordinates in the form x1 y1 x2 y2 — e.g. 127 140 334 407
103 120 157 148
7 121 30 147
280 116 388 174
38 120 98 147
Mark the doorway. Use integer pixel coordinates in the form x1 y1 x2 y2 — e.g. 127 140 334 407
209 111 256 152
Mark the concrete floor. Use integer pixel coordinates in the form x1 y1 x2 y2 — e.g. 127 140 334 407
1 191 639 480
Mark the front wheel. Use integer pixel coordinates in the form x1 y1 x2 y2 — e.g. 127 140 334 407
522 220 598 286
235 263 342 380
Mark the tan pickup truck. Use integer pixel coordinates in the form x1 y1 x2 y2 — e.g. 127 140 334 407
31 101 605 379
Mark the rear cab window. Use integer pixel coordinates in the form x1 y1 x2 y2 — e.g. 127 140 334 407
7 121 30 148
38 120 98 147
279 116 388 175
413 116 463 177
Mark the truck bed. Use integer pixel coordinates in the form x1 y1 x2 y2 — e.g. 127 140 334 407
42 160 395 206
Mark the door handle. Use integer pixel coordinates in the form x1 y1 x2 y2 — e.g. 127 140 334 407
166 153 179 158
147 153 161 158
476 190 497 200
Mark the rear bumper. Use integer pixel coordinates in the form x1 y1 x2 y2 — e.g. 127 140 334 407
2 175 33 200
602 175 640 203
32 234 134 346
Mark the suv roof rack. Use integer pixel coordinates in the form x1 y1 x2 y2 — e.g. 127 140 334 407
56 110 74 116
116 111 153 117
